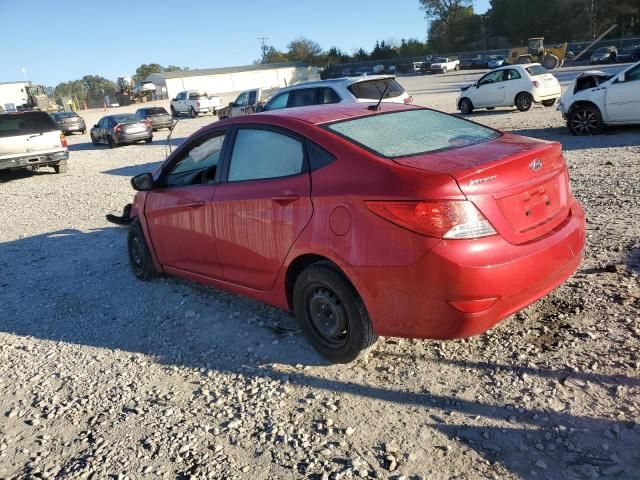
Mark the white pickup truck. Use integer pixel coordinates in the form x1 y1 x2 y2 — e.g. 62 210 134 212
170 91 222 118
430 57 460 74
217 88 275 119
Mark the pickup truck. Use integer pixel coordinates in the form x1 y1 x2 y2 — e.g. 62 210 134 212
170 91 222 118
217 88 274 119
430 57 460 74
0 110 69 174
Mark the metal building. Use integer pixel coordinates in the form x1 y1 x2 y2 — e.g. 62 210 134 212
146 62 320 101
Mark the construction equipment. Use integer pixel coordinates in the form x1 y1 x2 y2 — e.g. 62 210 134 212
25 84 59 111
115 76 156 106
508 38 568 69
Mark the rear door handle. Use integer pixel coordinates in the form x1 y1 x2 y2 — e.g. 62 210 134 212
271 193 300 205
186 200 205 208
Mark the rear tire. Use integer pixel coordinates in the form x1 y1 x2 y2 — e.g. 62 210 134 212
542 99 556 107
459 98 474 114
568 104 603 135
53 160 68 174
542 54 560 70
145 136 153 144
128 219 158 281
293 263 377 363
515 92 533 112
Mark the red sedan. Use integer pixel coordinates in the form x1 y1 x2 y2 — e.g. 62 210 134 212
126 103 585 363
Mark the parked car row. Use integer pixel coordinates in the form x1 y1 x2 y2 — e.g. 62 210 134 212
457 59 640 136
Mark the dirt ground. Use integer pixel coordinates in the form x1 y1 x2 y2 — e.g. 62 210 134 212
0 66 639 480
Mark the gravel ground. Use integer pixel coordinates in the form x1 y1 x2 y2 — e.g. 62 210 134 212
1 66 639 480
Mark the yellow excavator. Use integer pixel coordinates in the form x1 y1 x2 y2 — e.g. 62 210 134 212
508 37 569 69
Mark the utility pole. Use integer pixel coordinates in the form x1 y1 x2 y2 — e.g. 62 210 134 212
257 36 269 63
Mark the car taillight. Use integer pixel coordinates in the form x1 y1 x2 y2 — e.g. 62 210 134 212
115 124 122 133
532 80 541 88
60 133 67 148
365 200 497 239
404 96 413 104
144 120 152 128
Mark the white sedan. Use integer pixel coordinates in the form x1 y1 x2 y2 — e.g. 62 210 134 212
457 64 561 113
557 60 640 135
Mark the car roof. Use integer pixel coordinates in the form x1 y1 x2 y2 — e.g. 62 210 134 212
274 75 396 93
252 102 416 125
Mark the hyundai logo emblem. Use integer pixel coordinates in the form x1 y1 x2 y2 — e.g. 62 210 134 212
529 159 543 172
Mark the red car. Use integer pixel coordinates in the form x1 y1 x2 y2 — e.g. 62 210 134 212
126 103 585 363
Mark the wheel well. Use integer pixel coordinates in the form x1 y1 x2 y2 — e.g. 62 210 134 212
567 101 600 117
285 254 346 311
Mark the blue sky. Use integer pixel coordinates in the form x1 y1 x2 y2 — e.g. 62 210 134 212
0 0 490 87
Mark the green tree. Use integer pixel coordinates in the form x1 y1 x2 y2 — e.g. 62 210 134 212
286 37 323 63
81 75 117 100
370 40 399 60
352 47 369 61
262 46 288 63
398 38 429 57
133 63 164 82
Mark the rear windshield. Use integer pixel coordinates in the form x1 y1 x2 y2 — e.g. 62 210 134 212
0 112 58 138
525 64 546 76
325 109 499 158
188 92 207 100
145 107 168 115
111 114 140 123
348 79 405 99
52 112 78 119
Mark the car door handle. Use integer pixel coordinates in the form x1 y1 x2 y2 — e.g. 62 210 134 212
271 193 300 205
185 200 205 208
497 86 505 89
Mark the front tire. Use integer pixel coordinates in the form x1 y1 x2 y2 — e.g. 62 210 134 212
515 92 533 112
170 106 178 117
293 263 377 363
128 219 157 281
90 133 99 146
189 107 197 118
459 98 474 114
441 66 448 74
108 136 117 148
568 105 603 135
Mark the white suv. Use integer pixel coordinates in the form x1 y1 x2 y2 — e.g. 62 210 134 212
261 76 412 112
557 60 640 135
457 63 561 113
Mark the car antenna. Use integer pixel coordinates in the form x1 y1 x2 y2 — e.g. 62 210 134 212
166 118 180 156
368 83 389 111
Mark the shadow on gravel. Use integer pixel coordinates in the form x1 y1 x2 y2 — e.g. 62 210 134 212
508 126 640 151
102 161 163 177
1 228 639 478
68 136 189 152
0 167 59 183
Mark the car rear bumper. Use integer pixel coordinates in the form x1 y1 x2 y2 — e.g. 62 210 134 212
115 131 152 143
533 90 561 102
150 120 173 129
0 150 69 171
59 123 85 133
350 200 585 339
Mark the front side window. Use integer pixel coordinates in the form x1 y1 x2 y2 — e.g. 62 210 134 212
264 92 289 111
326 109 499 158
166 133 225 187
479 70 505 85
228 129 304 182
235 92 249 106
625 64 640 82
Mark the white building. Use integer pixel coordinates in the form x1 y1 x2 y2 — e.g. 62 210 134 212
0 81 29 111
147 62 319 101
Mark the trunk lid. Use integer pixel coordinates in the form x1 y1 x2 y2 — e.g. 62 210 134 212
393 133 571 245
122 121 146 134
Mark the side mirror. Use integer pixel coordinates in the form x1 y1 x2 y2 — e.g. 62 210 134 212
229 102 235 107
131 172 154 191
255 105 264 113
93 124 99 128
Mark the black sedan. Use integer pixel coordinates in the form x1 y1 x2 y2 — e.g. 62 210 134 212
135 107 173 131
90 114 152 148
51 111 86 134
617 45 640 63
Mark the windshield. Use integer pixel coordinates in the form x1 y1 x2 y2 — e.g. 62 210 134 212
111 114 140 123
52 112 78 119
325 109 499 158
0 112 58 138
525 64 547 76
435 57 448 62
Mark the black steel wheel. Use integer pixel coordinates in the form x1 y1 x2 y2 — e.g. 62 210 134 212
293 263 377 363
515 92 533 112
568 105 603 135
459 98 473 114
127 219 157 281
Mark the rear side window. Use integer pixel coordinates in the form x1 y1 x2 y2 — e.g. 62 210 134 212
228 129 304 181
326 109 499 158
291 89 317 107
525 65 546 76
319 88 341 104
348 79 404 99
0 112 58 138
506 69 521 80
